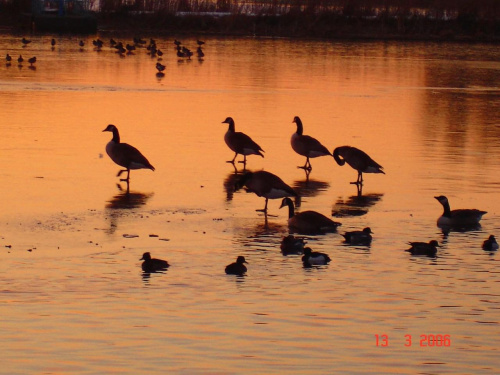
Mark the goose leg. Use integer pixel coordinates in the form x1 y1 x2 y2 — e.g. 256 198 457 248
256 198 268 212
117 169 127 177
238 155 247 164
226 152 238 164
120 169 131 182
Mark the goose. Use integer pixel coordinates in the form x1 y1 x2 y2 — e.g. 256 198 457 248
342 227 373 245
406 240 439 257
21 37 31 46
280 197 341 234
51 38 56 47
482 235 498 251
235 171 297 212
28 56 36 66
333 146 384 185
156 62 166 73
6 54 12 63
78 40 85 48
17 55 23 64
434 195 486 228
197 40 205 46
102 124 155 181
225 256 248 275
291 116 331 170
197 46 204 59
280 234 306 255
302 247 331 267
222 117 264 165
140 252 169 272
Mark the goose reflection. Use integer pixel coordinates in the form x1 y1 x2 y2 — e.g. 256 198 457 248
332 189 383 218
292 177 330 200
223 168 244 202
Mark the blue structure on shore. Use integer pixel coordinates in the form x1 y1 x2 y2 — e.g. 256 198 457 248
30 0 97 33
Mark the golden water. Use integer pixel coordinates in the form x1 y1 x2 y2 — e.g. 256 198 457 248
0 35 499 373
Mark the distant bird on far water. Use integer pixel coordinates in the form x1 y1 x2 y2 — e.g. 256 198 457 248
333 146 384 185
197 40 205 46
406 240 439 257
302 247 331 267
235 171 297 213
434 195 486 229
6 54 12 63
482 235 498 251
79 40 85 48
222 117 264 165
225 256 248 275
342 227 373 245
17 55 23 64
140 252 169 272
51 38 56 47
197 46 204 59
156 62 166 73
28 56 36 66
291 116 331 171
102 124 155 181
21 37 31 46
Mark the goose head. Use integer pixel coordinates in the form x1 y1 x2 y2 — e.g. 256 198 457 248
103 124 117 133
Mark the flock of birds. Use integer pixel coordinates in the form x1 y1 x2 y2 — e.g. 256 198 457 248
5 36 205 76
102 114 497 275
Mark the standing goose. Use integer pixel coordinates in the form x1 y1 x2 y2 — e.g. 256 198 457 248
235 171 297 212
102 124 155 181
140 252 169 272
225 256 248 275
406 240 439 257
333 146 384 185
291 116 331 170
342 227 373 245
434 195 486 228
482 235 498 251
302 247 331 267
222 117 264 165
280 197 341 234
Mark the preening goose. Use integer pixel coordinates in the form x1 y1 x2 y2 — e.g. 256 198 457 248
222 117 264 165
140 252 169 272
225 256 248 275
302 247 331 267
333 146 384 185
482 235 498 251
235 171 297 212
342 227 373 245
102 124 155 181
279 197 341 234
405 240 439 257
291 116 331 170
434 195 486 228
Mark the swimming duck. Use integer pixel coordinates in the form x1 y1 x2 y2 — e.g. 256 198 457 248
222 117 264 165
235 171 297 212
225 256 248 275
102 124 155 181
406 240 439 257
280 234 306 255
280 197 341 234
333 146 384 185
482 235 498 251
342 227 373 245
434 195 486 228
302 247 331 267
291 116 331 170
140 252 169 272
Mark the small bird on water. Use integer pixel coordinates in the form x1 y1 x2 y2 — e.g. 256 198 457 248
225 256 248 275
140 252 169 272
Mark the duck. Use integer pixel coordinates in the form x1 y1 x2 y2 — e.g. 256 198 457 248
280 197 341 234
6 53 12 63
222 117 264 165
406 240 439 257
280 234 306 255
51 38 56 47
291 116 331 170
333 146 384 185
225 256 248 275
140 252 169 272
482 235 498 251
17 55 23 64
235 171 297 212
28 56 36 66
342 227 373 245
156 62 166 73
302 247 331 267
102 124 155 181
434 195 486 228
197 46 204 59
78 40 85 48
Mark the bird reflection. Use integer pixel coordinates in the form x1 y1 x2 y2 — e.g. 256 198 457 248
292 177 329 203
223 169 243 201
332 189 383 218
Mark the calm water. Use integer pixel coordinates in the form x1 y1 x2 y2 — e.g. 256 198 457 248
1 34 499 374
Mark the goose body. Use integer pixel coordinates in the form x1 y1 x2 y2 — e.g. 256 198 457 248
225 256 248 275
280 235 306 255
235 171 297 212
28 56 36 66
406 240 439 257
280 197 341 234
333 146 384 184
222 117 264 164
434 195 486 228
103 124 155 181
291 116 331 170
482 235 498 251
302 247 331 266
140 252 169 272
342 227 373 245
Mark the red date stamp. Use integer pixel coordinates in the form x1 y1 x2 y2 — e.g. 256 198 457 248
375 334 451 347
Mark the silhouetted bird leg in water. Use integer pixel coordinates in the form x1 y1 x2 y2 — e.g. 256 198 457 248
350 172 363 185
226 152 238 164
238 155 247 164
355 182 363 197
117 169 130 181
298 157 312 171
256 198 269 213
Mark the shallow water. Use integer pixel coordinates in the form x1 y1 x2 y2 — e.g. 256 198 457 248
1 34 499 374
